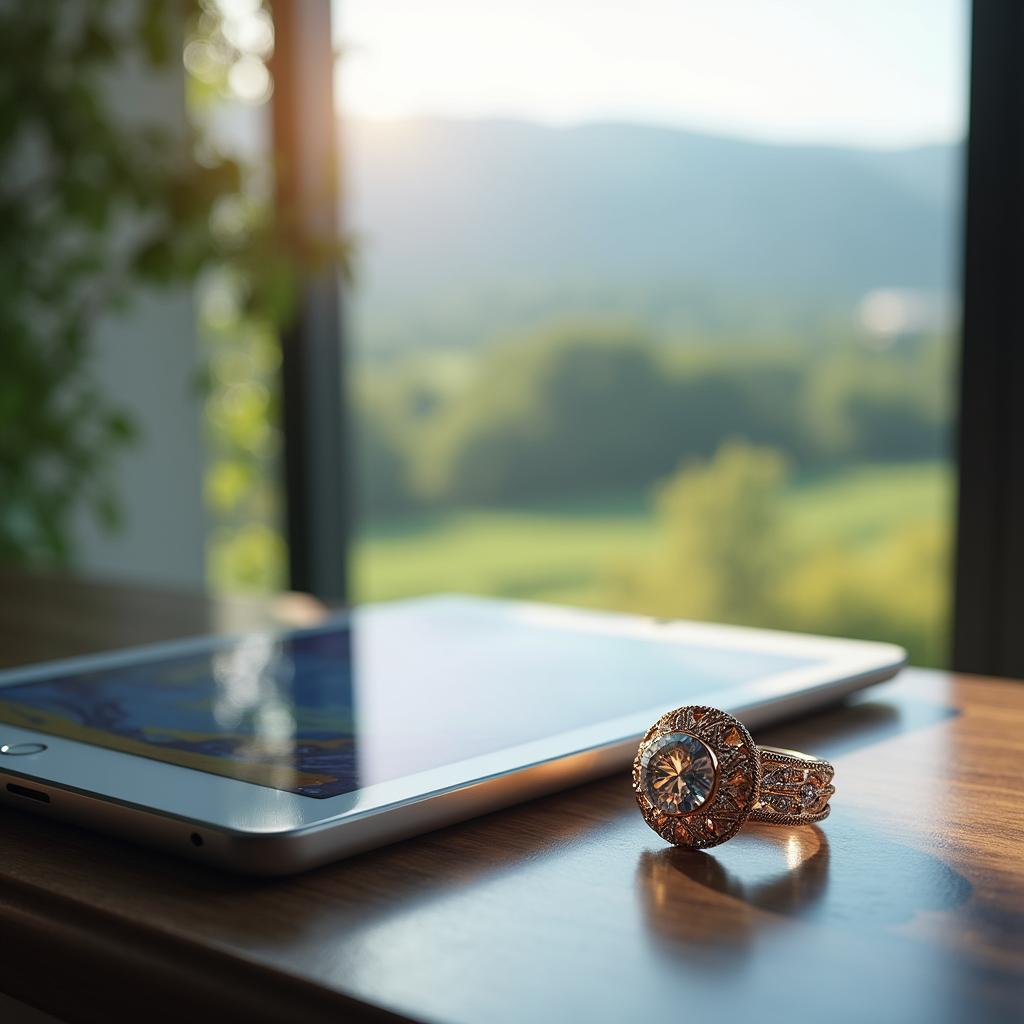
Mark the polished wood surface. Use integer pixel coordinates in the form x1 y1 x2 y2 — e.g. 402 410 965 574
0 573 1022 1023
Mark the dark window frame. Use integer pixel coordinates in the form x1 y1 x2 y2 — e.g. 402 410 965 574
269 0 348 605
953 0 1024 677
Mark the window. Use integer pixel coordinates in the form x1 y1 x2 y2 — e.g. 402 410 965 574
334 1 968 667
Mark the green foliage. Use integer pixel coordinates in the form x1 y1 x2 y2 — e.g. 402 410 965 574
208 520 287 593
190 2 351 593
610 442 793 625
0 1 234 566
201 297 286 590
354 322 952 515
343 212 953 668
352 397 418 521
776 520 949 667
352 459 952 666
609 445 950 665
350 356 458 519
0 1 348 578
426 326 677 503
803 339 950 463
352 495 656 605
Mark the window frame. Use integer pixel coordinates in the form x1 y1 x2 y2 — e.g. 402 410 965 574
952 0 1024 677
268 0 349 604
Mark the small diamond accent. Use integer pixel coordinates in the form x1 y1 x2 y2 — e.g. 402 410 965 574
800 783 819 807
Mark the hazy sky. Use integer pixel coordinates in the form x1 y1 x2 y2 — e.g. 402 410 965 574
334 0 968 149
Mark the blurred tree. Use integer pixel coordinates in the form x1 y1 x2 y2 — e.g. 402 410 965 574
776 520 950 666
803 342 950 465
427 326 675 503
391 323 947 513
610 441 792 625
352 395 418 521
607 439 949 665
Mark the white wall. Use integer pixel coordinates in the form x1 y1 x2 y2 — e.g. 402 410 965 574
70 9 207 589
72 290 207 589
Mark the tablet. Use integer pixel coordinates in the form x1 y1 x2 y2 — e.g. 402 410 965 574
0 594 904 874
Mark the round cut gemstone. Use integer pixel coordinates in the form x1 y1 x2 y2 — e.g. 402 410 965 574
642 733 718 815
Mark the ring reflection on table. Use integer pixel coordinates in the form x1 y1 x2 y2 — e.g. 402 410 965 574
637 826 831 948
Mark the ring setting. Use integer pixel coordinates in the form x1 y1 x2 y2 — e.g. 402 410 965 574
633 705 834 850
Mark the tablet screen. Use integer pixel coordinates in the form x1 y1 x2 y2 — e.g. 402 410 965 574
0 598 812 798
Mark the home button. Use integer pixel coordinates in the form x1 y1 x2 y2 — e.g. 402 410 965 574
0 743 47 756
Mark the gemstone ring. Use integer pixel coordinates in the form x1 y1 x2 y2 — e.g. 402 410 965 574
633 705 835 850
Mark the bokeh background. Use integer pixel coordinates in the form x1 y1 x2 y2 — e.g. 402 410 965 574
0 0 968 667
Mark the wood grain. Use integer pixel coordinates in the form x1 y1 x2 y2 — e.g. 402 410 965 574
0 573 1022 1023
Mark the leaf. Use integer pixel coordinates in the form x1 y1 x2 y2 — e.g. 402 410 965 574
138 0 174 66
93 489 123 533
105 411 138 444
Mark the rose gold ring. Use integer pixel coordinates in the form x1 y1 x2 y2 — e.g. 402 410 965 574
633 705 835 850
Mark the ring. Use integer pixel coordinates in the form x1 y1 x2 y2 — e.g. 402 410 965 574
632 705 835 850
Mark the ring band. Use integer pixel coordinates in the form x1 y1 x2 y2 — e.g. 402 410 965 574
633 705 835 850
750 745 835 824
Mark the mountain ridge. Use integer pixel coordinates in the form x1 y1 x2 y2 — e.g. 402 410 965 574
342 116 962 353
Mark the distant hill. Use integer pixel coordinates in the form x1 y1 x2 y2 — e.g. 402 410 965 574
342 117 961 355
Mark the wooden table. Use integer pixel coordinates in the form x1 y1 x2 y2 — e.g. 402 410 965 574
0 573 1022 1023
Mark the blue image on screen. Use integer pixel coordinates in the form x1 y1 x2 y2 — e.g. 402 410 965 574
0 626 359 798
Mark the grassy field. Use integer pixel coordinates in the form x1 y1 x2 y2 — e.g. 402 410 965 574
352 461 953 608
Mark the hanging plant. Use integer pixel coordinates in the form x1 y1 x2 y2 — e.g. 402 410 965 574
0 0 348 573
